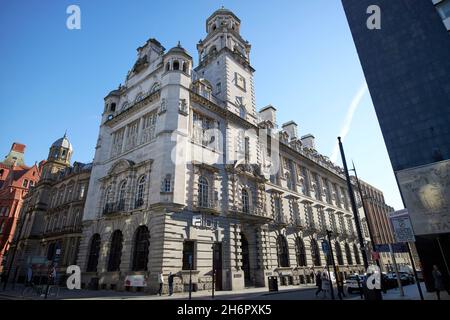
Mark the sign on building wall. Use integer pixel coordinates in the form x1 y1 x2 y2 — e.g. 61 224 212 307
396 160 450 236
389 209 416 243
125 275 147 287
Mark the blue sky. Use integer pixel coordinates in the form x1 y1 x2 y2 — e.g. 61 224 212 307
0 0 403 209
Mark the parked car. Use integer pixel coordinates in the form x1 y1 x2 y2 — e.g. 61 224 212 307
345 275 365 294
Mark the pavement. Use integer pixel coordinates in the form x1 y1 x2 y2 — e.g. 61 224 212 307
0 282 448 301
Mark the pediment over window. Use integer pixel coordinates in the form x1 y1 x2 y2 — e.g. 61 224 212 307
108 159 135 176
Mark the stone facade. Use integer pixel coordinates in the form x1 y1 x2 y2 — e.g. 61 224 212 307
0 143 42 272
78 8 366 293
6 135 91 284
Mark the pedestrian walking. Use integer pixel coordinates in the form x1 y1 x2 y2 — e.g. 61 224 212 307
315 271 323 297
158 272 164 296
168 272 175 296
337 273 346 300
321 272 329 299
26 265 33 287
432 265 448 300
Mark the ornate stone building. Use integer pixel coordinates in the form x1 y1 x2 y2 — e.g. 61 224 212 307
78 8 366 293
6 135 91 283
0 143 42 272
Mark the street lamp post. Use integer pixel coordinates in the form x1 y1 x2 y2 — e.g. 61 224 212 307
350 163 382 271
338 137 369 270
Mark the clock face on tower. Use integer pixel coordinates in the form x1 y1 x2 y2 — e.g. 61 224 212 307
235 72 246 91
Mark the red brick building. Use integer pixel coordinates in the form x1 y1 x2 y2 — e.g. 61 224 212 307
0 143 43 271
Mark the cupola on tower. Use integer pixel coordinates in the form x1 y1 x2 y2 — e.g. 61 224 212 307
195 7 256 124
42 134 73 178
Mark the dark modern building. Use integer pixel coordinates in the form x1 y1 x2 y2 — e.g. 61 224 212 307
341 0 450 291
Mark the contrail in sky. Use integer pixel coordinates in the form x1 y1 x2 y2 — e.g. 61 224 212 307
330 81 368 163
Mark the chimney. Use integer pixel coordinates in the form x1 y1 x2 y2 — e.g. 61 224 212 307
258 105 277 125
282 121 298 140
11 143 26 154
301 134 316 149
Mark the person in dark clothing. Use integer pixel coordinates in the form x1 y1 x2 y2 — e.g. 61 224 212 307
336 273 346 300
432 265 449 300
315 271 323 297
168 272 175 296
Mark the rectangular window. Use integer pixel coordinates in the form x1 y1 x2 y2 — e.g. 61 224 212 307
125 120 139 151
111 128 125 157
182 241 195 270
78 184 86 199
141 111 157 144
244 137 250 163
22 179 28 188
192 111 216 148
216 82 222 94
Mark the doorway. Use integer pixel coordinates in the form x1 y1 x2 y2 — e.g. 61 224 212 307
241 233 251 287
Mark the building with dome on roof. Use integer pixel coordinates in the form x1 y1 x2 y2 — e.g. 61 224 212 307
4 135 91 284
75 8 372 294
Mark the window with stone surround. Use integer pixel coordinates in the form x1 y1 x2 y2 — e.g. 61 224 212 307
333 184 341 208
141 111 157 144
310 238 321 266
276 235 290 268
182 240 196 270
135 175 146 208
345 243 353 265
242 188 249 213
296 238 307 267
111 128 125 157
125 120 139 151
300 167 310 196
353 243 361 265
192 111 216 148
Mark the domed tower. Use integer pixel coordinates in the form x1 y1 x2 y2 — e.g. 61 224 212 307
195 7 256 124
42 134 73 178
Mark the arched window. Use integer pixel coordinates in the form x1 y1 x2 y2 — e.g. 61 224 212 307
132 226 150 271
118 181 127 211
353 243 361 265
182 62 188 73
166 62 170 71
276 235 290 268
335 242 344 265
135 176 146 208
345 243 353 265
107 230 123 271
198 176 209 208
296 238 307 267
242 189 249 213
110 103 116 112
173 60 180 71
311 239 322 266
86 234 101 272
239 106 246 119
